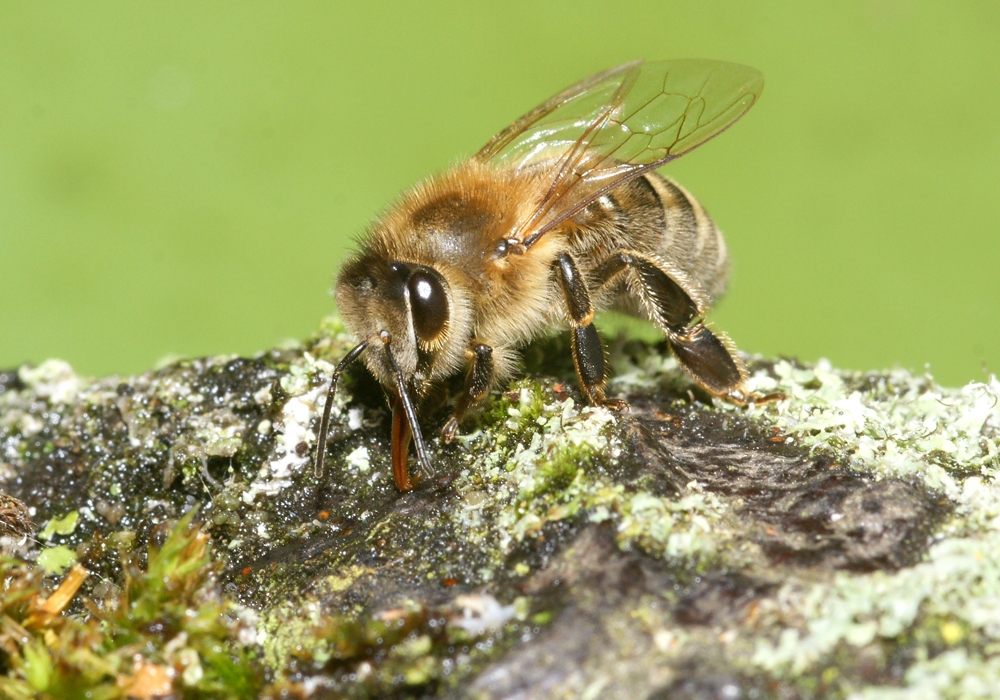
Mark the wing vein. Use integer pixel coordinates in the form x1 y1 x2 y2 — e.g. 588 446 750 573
477 59 763 250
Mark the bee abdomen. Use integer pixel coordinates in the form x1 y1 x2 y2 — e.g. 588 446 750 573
642 172 730 303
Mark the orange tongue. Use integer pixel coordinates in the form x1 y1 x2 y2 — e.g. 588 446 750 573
391 395 414 491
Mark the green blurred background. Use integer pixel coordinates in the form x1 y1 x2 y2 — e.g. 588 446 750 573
2 2 998 387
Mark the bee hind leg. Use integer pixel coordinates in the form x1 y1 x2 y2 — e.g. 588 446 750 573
553 253 626 410
593 251 748 400
441 343 494 444
666 322 746 395
669 325 785 404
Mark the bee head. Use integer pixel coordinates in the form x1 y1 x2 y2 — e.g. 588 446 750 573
335 254 460 396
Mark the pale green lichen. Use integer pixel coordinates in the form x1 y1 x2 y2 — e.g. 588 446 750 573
740 359 1000 496
706 358 1000 697
440 375 736 573
17 359 86 405
7 316 1000 697
853 649 1000 700
616 485 730 562
260 597 332 672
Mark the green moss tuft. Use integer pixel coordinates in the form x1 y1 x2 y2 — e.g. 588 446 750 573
0 512 263 700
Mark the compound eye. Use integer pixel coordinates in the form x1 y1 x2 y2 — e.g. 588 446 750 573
407 269 449 343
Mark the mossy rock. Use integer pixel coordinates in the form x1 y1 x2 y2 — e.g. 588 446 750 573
1 317 999 699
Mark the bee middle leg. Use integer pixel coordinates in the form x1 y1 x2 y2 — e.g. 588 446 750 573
441 343 494 444
553 252 621 407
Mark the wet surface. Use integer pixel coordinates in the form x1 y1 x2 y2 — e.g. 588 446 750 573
622 399 949 571
0 337 964 698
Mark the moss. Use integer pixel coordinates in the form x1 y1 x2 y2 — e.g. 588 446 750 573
263 594 529 698
436 376 733 575
38 511 79 541
525 443 591 502
0 513 263 699
3 319 1000 696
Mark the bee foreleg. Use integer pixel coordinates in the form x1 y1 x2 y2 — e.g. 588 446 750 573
441 343 494 444
593 251 746 397
554 253 612 406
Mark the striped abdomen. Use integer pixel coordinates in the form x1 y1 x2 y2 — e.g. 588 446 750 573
640 172 729 304
571 170 731 314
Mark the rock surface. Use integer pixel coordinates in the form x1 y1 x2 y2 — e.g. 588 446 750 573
2 317 999 699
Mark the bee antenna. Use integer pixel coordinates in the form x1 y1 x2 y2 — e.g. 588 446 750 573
380 330 434 479
314 339 369 478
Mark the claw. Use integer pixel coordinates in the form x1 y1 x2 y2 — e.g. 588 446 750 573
440 416 459 444
725 389 786 406
602 397 630 413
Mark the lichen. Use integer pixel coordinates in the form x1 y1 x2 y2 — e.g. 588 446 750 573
750 475 1000 697
438 378 733 574
3 320 1000 697
739 359 1000 495
729 359 1000 697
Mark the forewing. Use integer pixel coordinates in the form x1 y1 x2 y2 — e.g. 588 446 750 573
477 60 763 245
475 61 641 166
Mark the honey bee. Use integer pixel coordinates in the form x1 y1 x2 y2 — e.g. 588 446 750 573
317 59 775 491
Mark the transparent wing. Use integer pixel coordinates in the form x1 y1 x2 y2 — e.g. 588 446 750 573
475 59 763 247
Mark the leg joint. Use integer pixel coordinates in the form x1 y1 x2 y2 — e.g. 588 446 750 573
554 253 595 326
